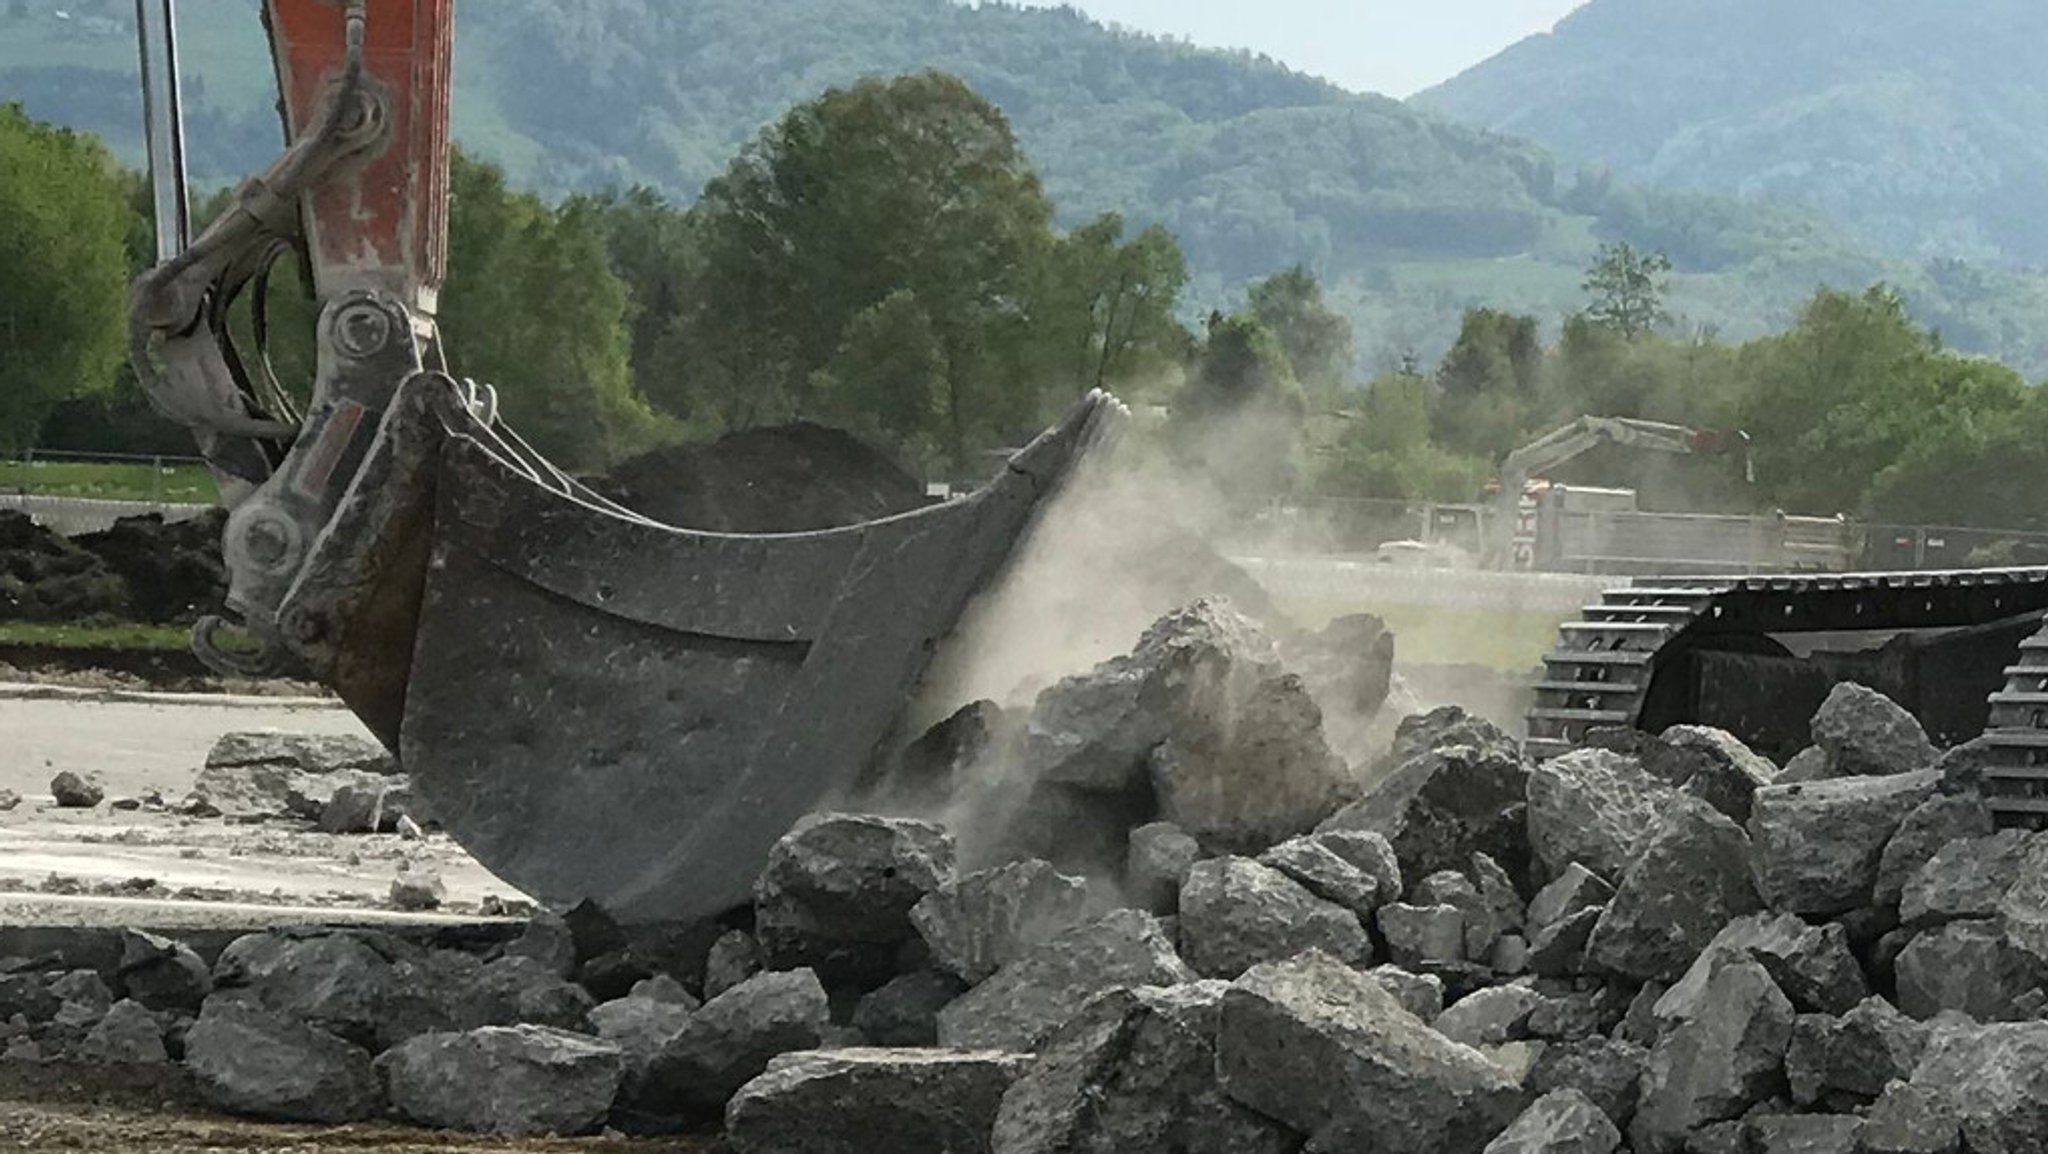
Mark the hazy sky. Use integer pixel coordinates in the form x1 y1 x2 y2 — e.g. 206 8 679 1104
1015 0 1589 97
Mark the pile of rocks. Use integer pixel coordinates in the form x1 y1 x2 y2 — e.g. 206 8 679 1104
9 604 2047 1153
184 729 431 835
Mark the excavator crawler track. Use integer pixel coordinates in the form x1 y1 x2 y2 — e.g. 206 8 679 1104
1527 568 2048 829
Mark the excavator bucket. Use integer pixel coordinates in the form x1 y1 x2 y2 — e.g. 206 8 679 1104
288 377 1119 924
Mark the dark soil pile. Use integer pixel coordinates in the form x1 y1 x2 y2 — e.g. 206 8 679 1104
598 423 930 533
0 510 227 625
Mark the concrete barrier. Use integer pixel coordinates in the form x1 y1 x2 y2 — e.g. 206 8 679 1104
0 494 212 536
1234 556 1615 614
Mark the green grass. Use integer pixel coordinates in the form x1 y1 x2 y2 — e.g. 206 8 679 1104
1277 597 1569 672
0 459 219 504
0 621 191 651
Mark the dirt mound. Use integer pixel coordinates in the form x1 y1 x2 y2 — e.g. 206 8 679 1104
598 423 929 533
0 510 227 625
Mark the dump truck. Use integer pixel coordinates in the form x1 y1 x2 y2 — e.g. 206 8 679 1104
126 0 1116 923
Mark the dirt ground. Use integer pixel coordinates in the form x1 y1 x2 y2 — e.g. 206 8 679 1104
0 1064 710 1152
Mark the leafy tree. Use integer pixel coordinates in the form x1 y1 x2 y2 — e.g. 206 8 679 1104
438 153 653 470
1172 312 1306 500
673 71 1056 466
1321 370 1489 501
1583 241 1672 338
0 105 131 449
1247 265 1354 396
811 290 946 455
576 186 702 418
1031 213 1191 395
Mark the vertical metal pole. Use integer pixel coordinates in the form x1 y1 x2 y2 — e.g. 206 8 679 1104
134 0 192 263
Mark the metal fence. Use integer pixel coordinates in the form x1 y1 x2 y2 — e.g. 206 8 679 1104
1252 498 2048 576
1 448 216 506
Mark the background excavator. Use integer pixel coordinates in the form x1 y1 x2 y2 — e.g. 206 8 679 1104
126 0 1113 924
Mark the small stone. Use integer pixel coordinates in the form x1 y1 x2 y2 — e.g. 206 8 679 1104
1380 903 1466 967
380 1025 625 1137
0 790 21 812
1436 985 1544 1048
730 1048 1030 1154
49 771 103 808
1528 906 1603 978
1777 747 1836 785
82 999 168 1064
1810 683 1938 777
1179 857 1368 978
1482 1087 1621 1154
500 914 577 980
50 969 112 1028
1417 869 1507 960
1368 965 1445 1021
389 870 446 911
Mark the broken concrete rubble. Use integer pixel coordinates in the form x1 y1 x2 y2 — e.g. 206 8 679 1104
49 770 103 808
1177 855 1369 978
911 859 1092 985
1482 1087 1621 1154
633 967 829 1121
1215 949 1524 1154
1748 771 1941 916
1585 795 1762 982
1526 748 1676 881
935 909 1193 1051
730 1048 1031 1154
1125 821 1202 913
1631 960 1795 1154
380 1025 625 1137
1810 682 1939 777
1321 740 1532 893
755 813 956 986
184 997 383 1124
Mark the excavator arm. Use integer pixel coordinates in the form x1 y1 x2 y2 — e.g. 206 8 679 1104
128 0 1118 922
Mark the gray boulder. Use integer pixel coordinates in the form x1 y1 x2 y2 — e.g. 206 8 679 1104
1662 914 1868 1018
1877 795 1997 907
1912 1021 2048 1154
937 909 1194 1051
1785 997 1929 1105
380 1025 625 1137
1369 966 1446 1021
992 983 1298 1154
755 813 956 986
1528 907 1603 978
1320 742 1532 893
184 997 382 1124
1749 1115 1863 1154
212 931 392 1045
50 771 102 808
1389 705 1524 766
911 859 1092 985
390 869 446 911
81 998 168 1063
1380 903 1468 966
1894 920 2045 1021
1215 950 1524 1154
51 968 112 1028
1748 772 1941 915
1436 985 1545 1048
1864 1081 1962 1154
635 968 829 1120
1585 796 1763 982
1529 864 1614 931
118 930 211 1013
1630 960 1796 1154
2000 834 2048 967
1899 830 2035 925
1126 822 1203 913
1528 1037 1649 1129
1811 683 1938 777
1482 1088 1621 1154
1178 856 1369 978
588 993 696 1079
852 970 966 1047
1662 725 1777 825
500 914 577 979
705 929 763 1000
1258 832 1386 917
1527 748 1678 881
1777 746 1837 785
731 1048 1032 1154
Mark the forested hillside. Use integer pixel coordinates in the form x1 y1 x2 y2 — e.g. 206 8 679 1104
1418 0 2048 271
6 0 2048 370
